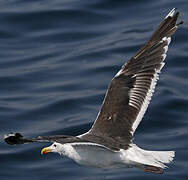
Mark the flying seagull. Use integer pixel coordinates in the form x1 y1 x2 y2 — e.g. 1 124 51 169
4 8 183 174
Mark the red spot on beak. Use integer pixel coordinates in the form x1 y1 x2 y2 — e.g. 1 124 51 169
42 150 46 155
41 147 49 155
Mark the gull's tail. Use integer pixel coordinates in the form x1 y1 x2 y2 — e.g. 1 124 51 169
142 150 175 173
125 144 175 174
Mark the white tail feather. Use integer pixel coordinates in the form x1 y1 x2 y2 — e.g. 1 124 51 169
124 144 175 169
150 150 175 165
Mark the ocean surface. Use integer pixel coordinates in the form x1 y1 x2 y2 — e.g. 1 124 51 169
1 0 188 180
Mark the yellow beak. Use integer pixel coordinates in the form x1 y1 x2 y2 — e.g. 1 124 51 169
41 147 52 155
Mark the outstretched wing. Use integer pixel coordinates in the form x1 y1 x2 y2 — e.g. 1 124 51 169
85 8 183 148
4 133 87 145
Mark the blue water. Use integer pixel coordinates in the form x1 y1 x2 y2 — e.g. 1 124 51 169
1 0 188 179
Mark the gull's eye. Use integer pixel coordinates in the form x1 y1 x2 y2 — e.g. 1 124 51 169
54 144 57 147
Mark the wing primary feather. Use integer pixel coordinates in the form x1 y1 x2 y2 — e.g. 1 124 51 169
87 9 183 148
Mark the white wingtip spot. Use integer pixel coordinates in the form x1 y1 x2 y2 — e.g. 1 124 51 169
162 37 171 45
165 8 176 19
4 133 15 139
4 134 8 139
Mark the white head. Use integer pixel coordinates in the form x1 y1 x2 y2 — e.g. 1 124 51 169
41 142 65 155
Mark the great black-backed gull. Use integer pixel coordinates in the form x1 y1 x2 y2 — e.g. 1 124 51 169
4 8 183 174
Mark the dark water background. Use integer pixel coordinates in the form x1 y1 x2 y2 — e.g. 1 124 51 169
1 0 188 180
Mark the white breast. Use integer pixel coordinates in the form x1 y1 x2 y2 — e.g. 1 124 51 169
60 142 131 168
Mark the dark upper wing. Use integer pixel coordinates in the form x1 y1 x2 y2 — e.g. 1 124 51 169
4 133 87 145
83 8 183 148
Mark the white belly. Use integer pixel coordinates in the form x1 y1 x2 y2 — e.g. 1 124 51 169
56 142 174 170
60 143 132 168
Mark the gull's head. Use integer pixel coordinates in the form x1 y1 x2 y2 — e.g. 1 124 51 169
41 142 63 155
